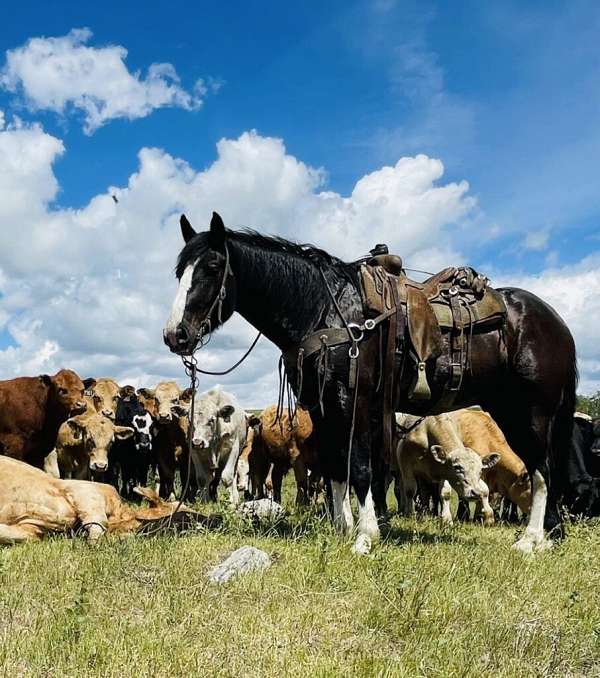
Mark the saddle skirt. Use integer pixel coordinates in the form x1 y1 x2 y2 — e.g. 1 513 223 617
359 260 507 402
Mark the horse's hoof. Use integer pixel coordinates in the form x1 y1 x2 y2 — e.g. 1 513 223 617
512 538 534 555
352 534 372 555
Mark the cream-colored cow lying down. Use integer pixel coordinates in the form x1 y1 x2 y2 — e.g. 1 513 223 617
0 456 203 545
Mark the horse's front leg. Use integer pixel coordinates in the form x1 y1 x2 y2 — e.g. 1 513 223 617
350 422 380 555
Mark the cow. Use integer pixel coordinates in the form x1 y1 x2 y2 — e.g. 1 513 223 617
448 409 532 521
0 369 86 469
81 378 121 420
394 413 499 525
0 456 207 544
189 387 247 505
137 382 193 500
55 410 134 479
109 386 155 499
242 405 319 505
563 413 600 517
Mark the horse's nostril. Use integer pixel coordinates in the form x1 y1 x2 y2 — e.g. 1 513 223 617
176 325 189 345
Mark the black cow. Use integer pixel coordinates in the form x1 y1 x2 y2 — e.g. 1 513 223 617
110 387 155 500
564 414 600 517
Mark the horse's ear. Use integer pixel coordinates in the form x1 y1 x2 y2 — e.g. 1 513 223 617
209 211 226 251
180 214 196 243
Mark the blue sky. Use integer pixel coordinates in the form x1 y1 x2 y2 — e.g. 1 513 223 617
0 1 599 397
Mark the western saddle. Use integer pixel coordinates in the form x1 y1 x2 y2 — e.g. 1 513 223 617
360 249 507 402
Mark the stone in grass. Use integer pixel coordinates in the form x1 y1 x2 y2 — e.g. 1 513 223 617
208 546 272 584
237 499 285 521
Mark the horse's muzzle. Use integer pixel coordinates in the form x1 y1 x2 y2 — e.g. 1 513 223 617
163 324 195 355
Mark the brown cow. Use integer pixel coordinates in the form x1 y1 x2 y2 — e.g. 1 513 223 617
137 382 193 499
0 456 205 544
0 369 86 469
449 409 532 517
244 405 319 505
55 411 134 479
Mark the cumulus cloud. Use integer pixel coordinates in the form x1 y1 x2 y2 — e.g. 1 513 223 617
500 259 600 395
0 29 204 134
0 118 479 405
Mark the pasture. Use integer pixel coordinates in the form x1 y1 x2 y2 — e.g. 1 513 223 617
1 484 599 677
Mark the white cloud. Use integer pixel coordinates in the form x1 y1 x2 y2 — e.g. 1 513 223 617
499 258 600 394
523 228 550 250
0 118 492 406
0 29 203 134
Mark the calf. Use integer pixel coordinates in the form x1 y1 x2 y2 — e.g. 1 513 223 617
190 387 247 505
563 413 600 516
81 378 121 420
244 405 319 505
449 409 532 520
110 386 155 499
55 411 134 480
0 369 86 468
137 382 193 500
0 456 201 544
395 413 499 525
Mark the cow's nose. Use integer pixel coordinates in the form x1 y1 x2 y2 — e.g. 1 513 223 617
102 409 114 419
92 461 108 471
159 413 172 422
75 401 86 411
192 438 204 448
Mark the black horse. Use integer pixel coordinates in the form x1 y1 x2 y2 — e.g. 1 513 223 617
164 212 576 554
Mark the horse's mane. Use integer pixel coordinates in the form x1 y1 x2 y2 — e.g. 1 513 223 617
176 228 357 281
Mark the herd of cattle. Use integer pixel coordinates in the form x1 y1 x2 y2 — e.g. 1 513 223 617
0 367 599 544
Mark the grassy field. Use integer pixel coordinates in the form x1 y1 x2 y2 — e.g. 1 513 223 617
1 485 599 677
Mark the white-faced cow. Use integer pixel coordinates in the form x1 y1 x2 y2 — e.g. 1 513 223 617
137 382 193 500
395 413 499 526
190 386 247 505
109 386 155 500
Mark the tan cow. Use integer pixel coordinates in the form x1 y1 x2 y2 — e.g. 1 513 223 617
55 411 134 479
82 378 121 420
394 413 499 525
0 456 203 544
245 405 318 505
449 409 531 516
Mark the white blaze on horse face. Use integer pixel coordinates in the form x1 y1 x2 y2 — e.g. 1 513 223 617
165 263 196 336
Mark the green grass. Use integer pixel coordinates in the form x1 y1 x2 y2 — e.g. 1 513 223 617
1 482 600 677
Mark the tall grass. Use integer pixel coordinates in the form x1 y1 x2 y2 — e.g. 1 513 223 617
1 486 599 677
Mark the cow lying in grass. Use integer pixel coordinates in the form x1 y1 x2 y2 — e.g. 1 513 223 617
394 413 499 525
0 456 209 545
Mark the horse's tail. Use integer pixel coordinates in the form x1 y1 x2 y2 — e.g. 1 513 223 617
550 341 578 497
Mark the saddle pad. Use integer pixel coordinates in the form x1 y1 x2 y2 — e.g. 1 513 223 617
430 288 507 330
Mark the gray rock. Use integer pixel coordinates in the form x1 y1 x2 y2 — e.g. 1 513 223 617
208 546 272 584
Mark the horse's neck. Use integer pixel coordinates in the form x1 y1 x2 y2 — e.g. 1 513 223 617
230 242 333 350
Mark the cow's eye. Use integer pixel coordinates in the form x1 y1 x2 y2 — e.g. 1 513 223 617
453 464 464 474
58 387 68 396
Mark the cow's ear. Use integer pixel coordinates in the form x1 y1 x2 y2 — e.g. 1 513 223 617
114 425 134 440
180 387 194 403
180 214 196 243
133 485 162 506
219 404 235 422
482 452 500 469
137 388 155 399
39 374 52 387
82 377 96 389
172 404 188 417
208 211 226 252
430 445 447 464
67 419 84 438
